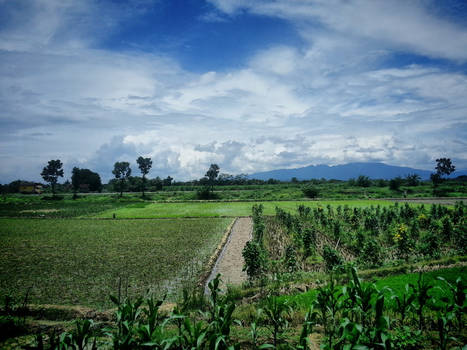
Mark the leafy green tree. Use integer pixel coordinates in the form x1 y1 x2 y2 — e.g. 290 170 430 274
242 241 266 280
205 164 220 191
389 176 403 191
71 167 102 195
435 157 455 178
41 159 64 196
112 161 131 197
406 173 421 186
163 176 173 186
197 164 220 199
136 156 152 197
322 245 343 271
149 176 163 191
302 184 319 198
356 175 371 187
360 238 383 267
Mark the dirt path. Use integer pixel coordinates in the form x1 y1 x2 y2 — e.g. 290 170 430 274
205 217 252 291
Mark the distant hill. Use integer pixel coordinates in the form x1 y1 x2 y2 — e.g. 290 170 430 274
248 162 467 181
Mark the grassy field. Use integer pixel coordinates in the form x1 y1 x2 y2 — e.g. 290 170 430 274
0 218 231 309
279 266 467 310
93 199 399 218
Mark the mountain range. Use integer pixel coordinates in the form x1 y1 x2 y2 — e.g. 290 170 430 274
248 162 467 181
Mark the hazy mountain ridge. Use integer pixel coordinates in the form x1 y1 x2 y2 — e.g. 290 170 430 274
248 162 467 181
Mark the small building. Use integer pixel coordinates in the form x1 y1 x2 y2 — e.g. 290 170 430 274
19 182 43 194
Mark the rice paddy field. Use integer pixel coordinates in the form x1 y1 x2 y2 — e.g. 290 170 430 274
93 199 400 218
0 218 232 309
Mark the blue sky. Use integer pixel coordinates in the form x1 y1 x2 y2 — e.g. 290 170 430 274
0 0 467 182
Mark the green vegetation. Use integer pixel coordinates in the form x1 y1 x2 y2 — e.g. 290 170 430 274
0 194 133 218
0 218 231 308
0 181 465 348
3 269 465 349
94 199 398 218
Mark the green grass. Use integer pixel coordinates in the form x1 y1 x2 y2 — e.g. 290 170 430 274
93 200 398 218
279 266 467 310
0 218 231 309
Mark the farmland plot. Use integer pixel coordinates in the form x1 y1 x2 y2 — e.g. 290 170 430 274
93 199 398 219
0 218 231 309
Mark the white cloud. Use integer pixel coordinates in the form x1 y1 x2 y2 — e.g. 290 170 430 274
208 0 467 61
1 0 466 183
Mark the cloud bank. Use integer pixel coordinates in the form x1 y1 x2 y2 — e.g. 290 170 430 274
1 0 466 182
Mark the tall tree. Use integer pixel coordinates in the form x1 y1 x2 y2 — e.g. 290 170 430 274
136 156 152 197
41 159 64 196
163 176 173 186
205 164 220 192
71 167 102 196
435 158 455 178
112 162 131 197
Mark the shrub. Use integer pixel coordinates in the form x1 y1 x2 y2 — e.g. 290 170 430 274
360 238 383 267
242 241 267 279
418 231 441 259
356 175 371 187
322 245 343 271
195 187 218 199
284 245 298 272
302 185 319 198
303 228 316 258
389 177 404 191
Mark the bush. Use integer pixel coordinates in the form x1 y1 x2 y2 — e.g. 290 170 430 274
242 241 266 279
322 245 343 271
195 187 218 199
356 175 371 187
418 231 441 258
360 238 383 267
389 177 403 191
302 185 319 198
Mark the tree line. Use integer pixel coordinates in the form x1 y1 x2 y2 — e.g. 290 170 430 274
0 158 459 196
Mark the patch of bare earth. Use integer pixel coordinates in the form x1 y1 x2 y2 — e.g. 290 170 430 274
207 217 252 288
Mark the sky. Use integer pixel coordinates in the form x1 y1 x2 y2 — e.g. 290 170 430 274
1 0 467 183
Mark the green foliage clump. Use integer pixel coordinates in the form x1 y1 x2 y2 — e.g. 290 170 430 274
242 241 267 280
302 184 319 198
359 237 383 267
322 245 343 271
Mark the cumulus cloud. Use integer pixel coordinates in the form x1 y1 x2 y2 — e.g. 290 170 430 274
0 0 466 183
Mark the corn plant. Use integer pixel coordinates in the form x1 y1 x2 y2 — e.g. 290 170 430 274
180 316 208 349
345 267 377 328
206 274 238 350
249 309 274 350
391 284 415 326
136 296 172 349
110 295 144 349
410 272 433 331
435 312 457 350
51 319 102 350
436 276 466 332
315 275 345 348
295 307 317 350
260 296 292 348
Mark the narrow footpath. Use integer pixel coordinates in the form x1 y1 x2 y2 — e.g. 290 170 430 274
206 217 252 291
